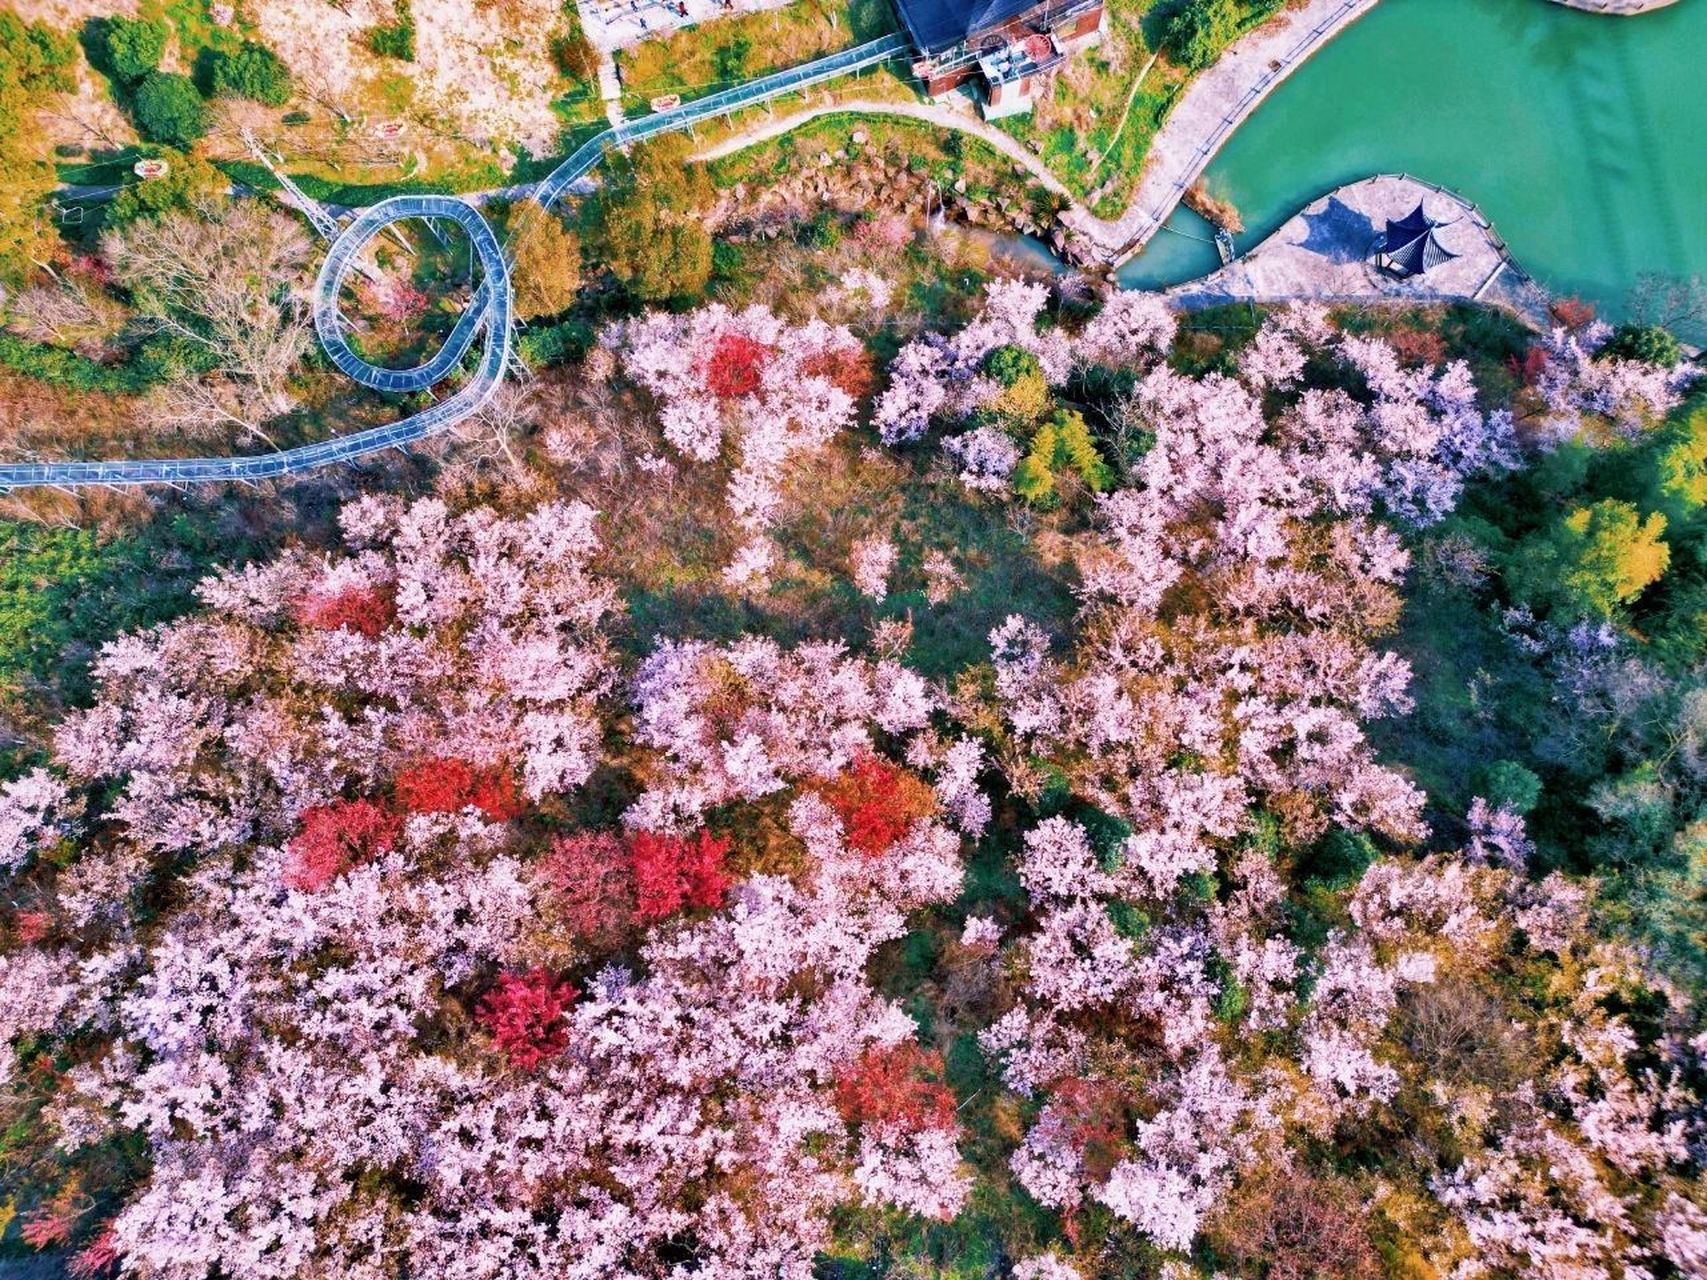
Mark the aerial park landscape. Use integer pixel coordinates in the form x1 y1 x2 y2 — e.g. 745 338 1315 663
0 0 1703 1277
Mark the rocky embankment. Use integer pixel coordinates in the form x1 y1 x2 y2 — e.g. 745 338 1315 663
708 134 1078 259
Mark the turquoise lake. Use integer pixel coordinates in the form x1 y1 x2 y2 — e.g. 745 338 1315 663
1115 0 1706 335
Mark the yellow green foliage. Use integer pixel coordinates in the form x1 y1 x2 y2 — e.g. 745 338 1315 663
1512 498 1670 619
0 8 77 280
1657 407 1707 511
1014 409 1115 507
993 369 1049 423
590 137 714 303
507 201 581 320
106 152 229 226
984 344 1050 423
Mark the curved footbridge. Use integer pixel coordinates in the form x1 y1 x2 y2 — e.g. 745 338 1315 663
0 33 911 492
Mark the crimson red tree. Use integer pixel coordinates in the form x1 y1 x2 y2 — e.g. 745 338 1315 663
293 584 397 638
703 332 770 399
801 345 876 399
394 758 527 821
818 755 938 858
834 1043 956 1130
629 829 731 920
285 799 402 891
539 832 637 947
477 968 578 1072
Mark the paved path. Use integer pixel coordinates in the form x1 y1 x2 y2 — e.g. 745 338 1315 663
691 0 1380 266
0 33 911 491
597 52 625 126
1063 0 1379 259
1547 0 1680 12
691 95 1073 199
1165 173 1551 325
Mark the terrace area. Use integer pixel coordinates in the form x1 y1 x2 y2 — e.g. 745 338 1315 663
580 0 794 53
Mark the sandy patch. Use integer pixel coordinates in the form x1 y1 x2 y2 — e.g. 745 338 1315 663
14 0 139 24
255 0 567 156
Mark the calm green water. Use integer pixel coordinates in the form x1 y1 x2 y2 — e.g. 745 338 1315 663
1116 0 1707 333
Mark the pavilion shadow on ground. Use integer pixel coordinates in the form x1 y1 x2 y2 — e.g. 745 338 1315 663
1296 196 1377 264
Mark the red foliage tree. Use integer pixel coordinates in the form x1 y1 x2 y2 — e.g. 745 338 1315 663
833 1043 957 1130
817 754 938 858
1550 295 1597 331
703 332 770 399
69 254 115 287
467 767 525 821
19 1201 78 1251
802 346 876 399
1512 344 1549 388
1387 327 1447 368
1052 1076 1127 1180
538 831 636 947
477 967 577 1072
13 910 51 946
394 758 527 821
68 1229 120 1279
285 798 403 891
629 829 731 920
293 584 397 639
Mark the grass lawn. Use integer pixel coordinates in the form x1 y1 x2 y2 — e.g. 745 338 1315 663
705 107 1061 228
613 0 896 110
994 0 1286 219
992 0 1176 217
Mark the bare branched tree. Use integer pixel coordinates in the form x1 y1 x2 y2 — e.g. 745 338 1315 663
102 201 313 428
1102 389 1157 485
453 375 542 477
1628 273 1707 332
153 377 283 451
5 279 116 350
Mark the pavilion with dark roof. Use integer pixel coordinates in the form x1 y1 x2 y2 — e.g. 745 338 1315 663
892 0 1105 118
1374 201 1459 277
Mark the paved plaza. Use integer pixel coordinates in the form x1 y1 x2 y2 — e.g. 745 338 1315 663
1166 174 1551 325
580 0 792 53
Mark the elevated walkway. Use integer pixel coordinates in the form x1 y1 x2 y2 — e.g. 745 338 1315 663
0 33 911 491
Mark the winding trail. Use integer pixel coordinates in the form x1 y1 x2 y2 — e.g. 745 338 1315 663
691 96 1073 198
3 0 1658 490
1064 0 1379 259
0 34 911 491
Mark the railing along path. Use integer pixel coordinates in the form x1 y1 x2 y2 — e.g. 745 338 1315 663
0 33 910 491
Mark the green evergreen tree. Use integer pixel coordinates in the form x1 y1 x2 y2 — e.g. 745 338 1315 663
1166 0 1240 71
1601 323 1682 369
211 40 292 106
102 15 169 83
132 72 207 148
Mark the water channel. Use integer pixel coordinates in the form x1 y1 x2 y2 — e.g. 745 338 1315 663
1112 0 1705 335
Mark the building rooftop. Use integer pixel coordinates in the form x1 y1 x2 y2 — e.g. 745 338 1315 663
977 32 1061 84
894 0 1044 55
1376 201 1459 276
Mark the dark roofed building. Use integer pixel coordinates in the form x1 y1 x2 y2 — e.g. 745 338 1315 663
893 0 1105 118
895 0 1040 52
1374 201 1459 277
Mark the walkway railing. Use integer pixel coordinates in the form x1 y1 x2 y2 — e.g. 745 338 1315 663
0 33 911 491
1106 0 1377 264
